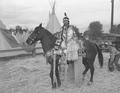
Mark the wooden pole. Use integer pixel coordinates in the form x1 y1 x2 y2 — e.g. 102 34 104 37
111 0 114 31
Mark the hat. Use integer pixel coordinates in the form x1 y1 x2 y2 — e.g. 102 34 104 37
63 12 69 21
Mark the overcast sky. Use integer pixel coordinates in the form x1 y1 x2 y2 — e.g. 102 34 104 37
0 0 120 32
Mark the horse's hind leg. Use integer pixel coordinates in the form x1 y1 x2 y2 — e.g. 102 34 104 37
82 58 89 81
82 66 89 81
88 63 94 85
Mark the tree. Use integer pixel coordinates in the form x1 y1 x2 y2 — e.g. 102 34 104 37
109 25 118 34
117 24 120 29
86 21 103 40
109 24 120 34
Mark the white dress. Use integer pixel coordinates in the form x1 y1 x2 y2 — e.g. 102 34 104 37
61 26 80 60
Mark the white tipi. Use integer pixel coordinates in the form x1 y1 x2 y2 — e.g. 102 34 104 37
0 20 18 50
0 20 12 50
46 1 61 34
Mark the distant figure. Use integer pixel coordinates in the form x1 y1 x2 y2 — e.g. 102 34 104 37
16 25 22 34
108 42 120 71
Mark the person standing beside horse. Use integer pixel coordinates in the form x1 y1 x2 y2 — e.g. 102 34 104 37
108 42 120 71
56 13 83 86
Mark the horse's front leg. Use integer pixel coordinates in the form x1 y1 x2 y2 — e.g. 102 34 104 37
55 57 61 87
46 56 56 88
49 63 54 88
50 62 58 89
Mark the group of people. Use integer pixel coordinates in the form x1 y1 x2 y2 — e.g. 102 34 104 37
13 11 120 72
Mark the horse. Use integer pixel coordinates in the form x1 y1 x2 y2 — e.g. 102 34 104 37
26 23 62 89
79 37 103 85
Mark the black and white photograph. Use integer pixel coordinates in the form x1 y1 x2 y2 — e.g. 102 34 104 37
0 0 120 93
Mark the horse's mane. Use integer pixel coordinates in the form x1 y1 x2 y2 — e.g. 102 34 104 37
42 27 57 41
35 25 57 41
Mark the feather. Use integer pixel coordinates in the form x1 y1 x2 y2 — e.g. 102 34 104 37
64 12 67 17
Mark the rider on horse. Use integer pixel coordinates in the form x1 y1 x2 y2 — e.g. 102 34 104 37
60 13 80 60
54 12 85 61
54 12 70 50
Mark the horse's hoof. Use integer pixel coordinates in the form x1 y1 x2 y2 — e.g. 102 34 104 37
116 67 120 71
116 64 120 71
87 81 93 86
52 82 57 89
108 66 114 72
82 77 85 81
82 75 85 81
52 86 56 89
58 82 61 87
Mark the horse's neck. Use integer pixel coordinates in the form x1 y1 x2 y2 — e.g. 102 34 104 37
41 33 56 54
83 40 95 50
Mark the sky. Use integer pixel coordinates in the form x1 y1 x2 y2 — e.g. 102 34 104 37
0 0 120 32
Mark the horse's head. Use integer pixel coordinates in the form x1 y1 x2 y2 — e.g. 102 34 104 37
26 23 44 45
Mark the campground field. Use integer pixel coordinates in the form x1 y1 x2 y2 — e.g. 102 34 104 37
0 52 120 93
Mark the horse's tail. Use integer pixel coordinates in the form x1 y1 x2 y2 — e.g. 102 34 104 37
95 44 103 68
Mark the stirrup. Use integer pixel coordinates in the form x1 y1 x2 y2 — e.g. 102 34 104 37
78 49 86 57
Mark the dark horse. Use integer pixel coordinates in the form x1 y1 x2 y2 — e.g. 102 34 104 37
26 23 61 88
26 23 103 88
80 37 103 85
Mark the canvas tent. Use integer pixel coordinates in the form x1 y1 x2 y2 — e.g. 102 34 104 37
0 20 19 51
46 1 61 34
12 29 41 48
12 31 30 45
0 22 37 57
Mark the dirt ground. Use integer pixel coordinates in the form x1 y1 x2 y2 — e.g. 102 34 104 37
0 53 120 93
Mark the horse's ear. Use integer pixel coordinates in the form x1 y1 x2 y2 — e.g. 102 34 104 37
39 23 42 27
